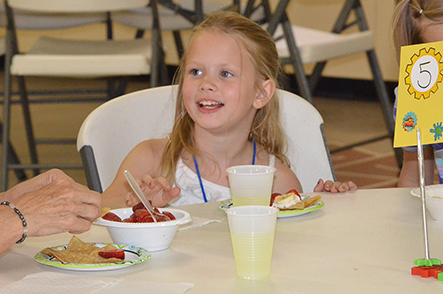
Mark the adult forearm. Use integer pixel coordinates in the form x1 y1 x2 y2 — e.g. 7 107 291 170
0 206 24 255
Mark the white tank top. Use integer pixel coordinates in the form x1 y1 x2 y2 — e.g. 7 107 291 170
169 155 276 206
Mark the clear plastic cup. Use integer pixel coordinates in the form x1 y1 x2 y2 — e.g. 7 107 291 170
227 206 279 280
226 165 276 206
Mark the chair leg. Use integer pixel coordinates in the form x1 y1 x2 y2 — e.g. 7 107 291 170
0 121 28 182
1 74 38 190
16 76 39 177
172 31 184 60
279 15 314 105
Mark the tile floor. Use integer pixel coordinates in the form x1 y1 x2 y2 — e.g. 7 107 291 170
0 75 402 190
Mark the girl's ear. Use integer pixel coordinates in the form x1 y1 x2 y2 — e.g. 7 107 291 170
253 79 276 109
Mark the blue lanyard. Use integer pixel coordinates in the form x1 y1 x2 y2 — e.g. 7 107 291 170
193 140 256 203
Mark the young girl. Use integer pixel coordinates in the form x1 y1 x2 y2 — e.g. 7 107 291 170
393 0 443 187
102 11 357 209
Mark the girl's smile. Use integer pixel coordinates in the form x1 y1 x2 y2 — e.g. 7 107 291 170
197 99 225 111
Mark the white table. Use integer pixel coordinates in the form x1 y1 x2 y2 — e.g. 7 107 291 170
1 188 443 293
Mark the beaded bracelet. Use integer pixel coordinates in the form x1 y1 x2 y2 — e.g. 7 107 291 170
1 201 28 243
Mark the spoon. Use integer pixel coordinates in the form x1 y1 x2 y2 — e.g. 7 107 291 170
123 170 171 223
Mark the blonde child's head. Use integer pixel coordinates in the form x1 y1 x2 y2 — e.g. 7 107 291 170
393 0 443 60
162 11 287 180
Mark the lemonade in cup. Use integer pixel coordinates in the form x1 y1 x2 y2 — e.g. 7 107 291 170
227 205 279 280
226 165 276 206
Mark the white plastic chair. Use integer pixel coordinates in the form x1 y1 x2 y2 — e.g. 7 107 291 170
0 0 163 190
77 85 335 194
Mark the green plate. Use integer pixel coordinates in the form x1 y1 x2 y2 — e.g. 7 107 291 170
34 242 150 271
219 198 324 218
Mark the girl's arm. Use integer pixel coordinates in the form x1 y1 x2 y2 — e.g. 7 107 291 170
398 146 435 187
272 160 303 193
102 139 167 208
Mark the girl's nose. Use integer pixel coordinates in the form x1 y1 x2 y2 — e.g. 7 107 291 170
199 76 217 91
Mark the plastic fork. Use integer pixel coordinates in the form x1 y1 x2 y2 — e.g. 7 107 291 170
123 170 171 223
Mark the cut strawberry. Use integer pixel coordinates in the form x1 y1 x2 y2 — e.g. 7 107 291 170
270 193 281 206
287 189 301 197
102 212 122 222
98 249 125 260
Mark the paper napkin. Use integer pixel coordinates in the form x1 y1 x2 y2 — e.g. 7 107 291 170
179 216 222 231
0 272 195 294
0 272 118 294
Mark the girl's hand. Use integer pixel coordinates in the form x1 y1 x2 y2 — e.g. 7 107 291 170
313 179 357 193
124 174 181 208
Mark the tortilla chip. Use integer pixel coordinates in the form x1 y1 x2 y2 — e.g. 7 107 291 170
100 207 111 217
41 236 123 264
279 195 322 210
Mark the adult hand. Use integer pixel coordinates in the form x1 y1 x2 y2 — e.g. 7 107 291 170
9 169 102 237
314 179 357 193
124 174 180 208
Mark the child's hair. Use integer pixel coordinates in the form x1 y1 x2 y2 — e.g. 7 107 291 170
393 0 443 60
161 11 289 181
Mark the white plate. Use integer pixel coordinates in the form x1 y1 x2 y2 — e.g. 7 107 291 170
219 197 324 219
410 184 443 198
34 242 150 271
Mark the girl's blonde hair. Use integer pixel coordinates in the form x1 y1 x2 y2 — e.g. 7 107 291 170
393 0 443 60
161 11 288 181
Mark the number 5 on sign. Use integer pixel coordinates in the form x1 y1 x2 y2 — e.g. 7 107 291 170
394 41 443 148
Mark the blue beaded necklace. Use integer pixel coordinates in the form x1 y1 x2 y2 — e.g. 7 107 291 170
193 140 256 203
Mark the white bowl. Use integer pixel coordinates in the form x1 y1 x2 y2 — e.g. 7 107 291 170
410 185 443 221
94 208 192 251
424 196 443 221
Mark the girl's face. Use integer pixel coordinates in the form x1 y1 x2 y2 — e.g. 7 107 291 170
422 23 443 43
182 30 267 135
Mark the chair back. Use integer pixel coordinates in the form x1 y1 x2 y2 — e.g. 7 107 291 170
77 86 177 192
77 85 335 193
7 0 149 13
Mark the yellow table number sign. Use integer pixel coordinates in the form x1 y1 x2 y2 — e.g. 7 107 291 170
394 41 443 148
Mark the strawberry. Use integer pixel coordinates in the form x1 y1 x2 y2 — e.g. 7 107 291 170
98 249 125 260
287 189 301 200
102 212 122 222
162 211 176 221
132 202 146 212
133 209 151 222
270 193 281 206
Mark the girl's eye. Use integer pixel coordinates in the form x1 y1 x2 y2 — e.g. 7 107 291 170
220 71 233 78
190 68 202 76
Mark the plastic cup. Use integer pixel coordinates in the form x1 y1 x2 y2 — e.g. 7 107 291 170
226 165 276 206
227 206 279 280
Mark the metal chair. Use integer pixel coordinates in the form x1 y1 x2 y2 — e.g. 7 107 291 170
243 0 402 165
1 0 165 190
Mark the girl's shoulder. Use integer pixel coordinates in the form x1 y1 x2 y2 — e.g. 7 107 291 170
273 157 302 192
127 137 169 162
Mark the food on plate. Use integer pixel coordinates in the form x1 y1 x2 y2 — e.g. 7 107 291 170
98 249 125 260
40 236 124 264
278 195 322 210
272 191 302 209
270 189 301 206
102 202 176 223
271 189 321 210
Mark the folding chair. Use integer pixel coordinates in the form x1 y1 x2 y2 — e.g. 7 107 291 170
112 0 240 62
77 85 335 194
1 0 165 190
243 0 402 165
